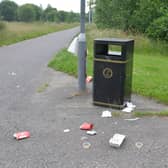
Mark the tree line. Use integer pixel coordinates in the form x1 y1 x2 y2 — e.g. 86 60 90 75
95 0 168 41
0 0 80 22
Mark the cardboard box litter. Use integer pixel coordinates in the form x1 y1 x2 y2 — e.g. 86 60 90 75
109 134 126 148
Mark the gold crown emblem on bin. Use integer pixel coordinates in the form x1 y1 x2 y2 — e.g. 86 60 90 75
103 67 113 79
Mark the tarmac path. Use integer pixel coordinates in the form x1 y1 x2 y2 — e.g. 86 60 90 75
0 27 79 111
0 27 168 168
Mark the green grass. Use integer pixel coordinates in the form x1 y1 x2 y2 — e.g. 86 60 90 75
48 49 78 77
133 53 168 104
0 22 78 46
134 111 168 117
112 111 122 117
37 83 49 93
48 24 168 104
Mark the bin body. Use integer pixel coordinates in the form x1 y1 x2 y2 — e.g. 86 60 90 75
93 38 134 109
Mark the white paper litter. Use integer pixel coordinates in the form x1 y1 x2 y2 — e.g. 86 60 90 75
63 129 70 133
109 134 126 148
122 102 136 113
86 130 97 136
8 72 16 76
68 37 78 55
124 118 140 121
126 102 136 108
122 107 133 113
101 110 112 117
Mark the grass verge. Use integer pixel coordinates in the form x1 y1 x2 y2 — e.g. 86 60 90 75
48 24 168 104
48 49 78 77
134 111 168 117
0 22 78 46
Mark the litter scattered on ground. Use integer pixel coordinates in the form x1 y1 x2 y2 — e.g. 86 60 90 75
82 141 91 149
8 72 16 76
13 131 30 140
11 72 16 76
112 121 118 125
86 130 97 136
135 142 143 149
122 107 133 113
126 102 136 108
63 129 70 133
101 110 112 118
16 85 20 88
67 36 78 55
80 122 93 130
109 133 126 148
124 118 140 121
81 136 88 141
122 102 136 113
86 76 93 83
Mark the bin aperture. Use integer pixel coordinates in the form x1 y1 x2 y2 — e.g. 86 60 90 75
108 45 122 56
93 38 134 109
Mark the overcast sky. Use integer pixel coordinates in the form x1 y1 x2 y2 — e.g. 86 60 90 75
10 0 88 13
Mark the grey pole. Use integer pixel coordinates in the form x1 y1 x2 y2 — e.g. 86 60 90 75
78 0 86 92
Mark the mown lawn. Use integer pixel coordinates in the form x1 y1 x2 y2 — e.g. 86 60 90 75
0 22 78 46
48 24 168 104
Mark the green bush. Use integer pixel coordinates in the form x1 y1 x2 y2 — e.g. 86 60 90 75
146 16 168 41
0 21 6 31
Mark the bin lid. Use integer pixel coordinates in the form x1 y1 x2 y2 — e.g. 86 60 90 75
94 38 134 45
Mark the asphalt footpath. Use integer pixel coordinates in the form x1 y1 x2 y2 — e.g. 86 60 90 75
0 26 168 167
1 68 168 168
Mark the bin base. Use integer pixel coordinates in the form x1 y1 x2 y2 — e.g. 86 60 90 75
93 101 125 109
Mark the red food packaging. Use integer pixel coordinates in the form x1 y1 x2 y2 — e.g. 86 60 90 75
86 76 93 83
80 122 93 130
13 131 30 140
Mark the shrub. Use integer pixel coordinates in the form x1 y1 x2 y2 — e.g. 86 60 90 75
146 16 168 41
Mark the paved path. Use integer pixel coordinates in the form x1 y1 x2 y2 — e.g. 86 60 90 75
0 27 79 111
0 27 168 168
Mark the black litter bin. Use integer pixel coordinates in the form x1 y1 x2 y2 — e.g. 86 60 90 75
93 38 134 109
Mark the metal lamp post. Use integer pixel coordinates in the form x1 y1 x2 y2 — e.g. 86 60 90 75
78 0 86 92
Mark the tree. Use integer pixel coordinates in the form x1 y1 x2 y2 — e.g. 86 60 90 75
42 4 58 22
95 0 112 28
30 4 43 21
132 0 162 33
87 0 96 23
117 0 140 31
17 4 36 22
66 11 79 23
147 15 168 41
95 0 140 29
57 10 68 22
95 0 168 40
0 0 18 21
